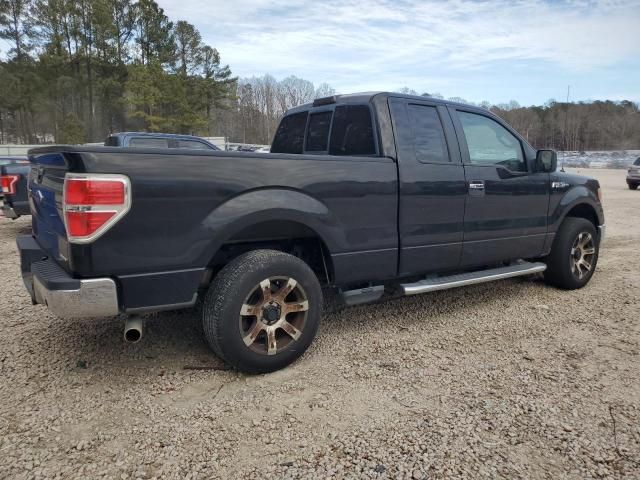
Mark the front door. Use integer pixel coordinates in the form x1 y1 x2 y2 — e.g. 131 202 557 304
449 107 550 267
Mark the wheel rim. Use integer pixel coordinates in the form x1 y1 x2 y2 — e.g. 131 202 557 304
238 277 309 356
570 232 596 280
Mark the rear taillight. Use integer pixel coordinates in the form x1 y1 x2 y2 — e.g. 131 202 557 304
1 175 19 195
63 174 131 243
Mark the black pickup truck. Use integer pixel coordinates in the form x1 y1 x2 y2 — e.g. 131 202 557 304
17 92 605 373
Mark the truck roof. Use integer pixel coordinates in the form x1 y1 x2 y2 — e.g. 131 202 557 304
286 92 480 114
107 132 212 141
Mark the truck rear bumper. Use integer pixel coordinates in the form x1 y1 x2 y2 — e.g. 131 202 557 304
17 235 120 318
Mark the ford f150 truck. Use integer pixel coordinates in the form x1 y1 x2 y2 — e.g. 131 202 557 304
17 92 605 373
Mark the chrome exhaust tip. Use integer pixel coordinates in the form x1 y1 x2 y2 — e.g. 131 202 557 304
124 316 143 343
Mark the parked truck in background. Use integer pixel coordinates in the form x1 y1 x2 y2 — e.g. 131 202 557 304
17 92 605 373
1 157 30 219
104 132 220 150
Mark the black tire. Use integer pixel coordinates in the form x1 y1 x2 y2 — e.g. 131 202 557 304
202 249 322 373
544 217 599 290
628 183 638 190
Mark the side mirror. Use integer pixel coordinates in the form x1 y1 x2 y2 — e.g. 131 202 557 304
536 149 557 173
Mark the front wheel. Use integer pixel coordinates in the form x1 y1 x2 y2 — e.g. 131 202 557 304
202 250 322 373
628 183 639 190
544 218 599 290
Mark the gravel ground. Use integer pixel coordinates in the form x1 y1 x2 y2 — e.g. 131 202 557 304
1 168 638 479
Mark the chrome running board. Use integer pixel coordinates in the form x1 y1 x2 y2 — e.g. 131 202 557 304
400 261 547 296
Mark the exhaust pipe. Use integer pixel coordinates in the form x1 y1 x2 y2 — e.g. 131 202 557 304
124 316 143 343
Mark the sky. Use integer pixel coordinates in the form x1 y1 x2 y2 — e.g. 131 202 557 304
158 0 640 106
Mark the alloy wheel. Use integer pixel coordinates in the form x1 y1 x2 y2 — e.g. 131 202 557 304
239 277 309 356
570 232 596 280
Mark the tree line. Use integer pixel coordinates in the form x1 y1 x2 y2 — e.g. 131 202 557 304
1 1 638 150
0 0 333 145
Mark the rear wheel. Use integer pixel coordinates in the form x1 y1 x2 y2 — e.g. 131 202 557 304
544 217 599 290
202 250 322 373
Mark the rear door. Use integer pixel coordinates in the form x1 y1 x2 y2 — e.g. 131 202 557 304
449 107 549 266
389 97 467 276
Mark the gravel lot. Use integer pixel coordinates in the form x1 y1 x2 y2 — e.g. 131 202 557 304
1 168 638 479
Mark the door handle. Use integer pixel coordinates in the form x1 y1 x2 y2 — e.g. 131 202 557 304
468 181 485 190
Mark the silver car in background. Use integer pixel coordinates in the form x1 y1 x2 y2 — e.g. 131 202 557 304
627 157 640 190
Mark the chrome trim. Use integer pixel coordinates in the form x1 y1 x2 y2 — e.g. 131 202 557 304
401 261 547 295
598 224 605 242
33 276 119 318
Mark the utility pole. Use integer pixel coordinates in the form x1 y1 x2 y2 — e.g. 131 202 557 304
561 85 570 172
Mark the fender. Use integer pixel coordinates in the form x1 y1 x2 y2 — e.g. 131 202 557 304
200 187 341 262
548 184 604 234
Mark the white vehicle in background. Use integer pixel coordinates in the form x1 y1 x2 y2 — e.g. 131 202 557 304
627 158 640 190
255 146 271 153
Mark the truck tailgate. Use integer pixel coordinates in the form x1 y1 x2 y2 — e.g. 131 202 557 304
28 152 69 267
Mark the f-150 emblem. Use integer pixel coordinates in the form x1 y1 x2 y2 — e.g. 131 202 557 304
552 181 570 189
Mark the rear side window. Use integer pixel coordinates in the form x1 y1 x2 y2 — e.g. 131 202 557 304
104 136 119 147
329 105 376 156
271 112 308 154
177 140 213 150
407 105 449 163
305 111 332 152
128 137 170 148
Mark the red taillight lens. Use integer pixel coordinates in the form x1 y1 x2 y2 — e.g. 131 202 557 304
66 211 116 237
63 174 130 243
1 175 19 194
65 179 125 205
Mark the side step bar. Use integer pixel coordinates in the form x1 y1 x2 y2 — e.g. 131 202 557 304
400 261 547 296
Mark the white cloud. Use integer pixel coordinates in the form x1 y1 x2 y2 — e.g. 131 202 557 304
157 0 640 97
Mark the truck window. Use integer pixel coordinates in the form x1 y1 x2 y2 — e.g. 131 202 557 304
305 111 333 152
457 111 525 172
271 111 308 154
635 158 640 166
407 105 449 163
128 137 170 148
329 105 376 156
104 136 119 147
177 139 212 150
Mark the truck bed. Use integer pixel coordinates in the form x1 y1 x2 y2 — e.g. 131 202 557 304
27 146 398 311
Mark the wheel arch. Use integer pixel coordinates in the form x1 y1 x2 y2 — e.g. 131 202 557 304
551 185 604 233
201 189 338 284
564 202 599 228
